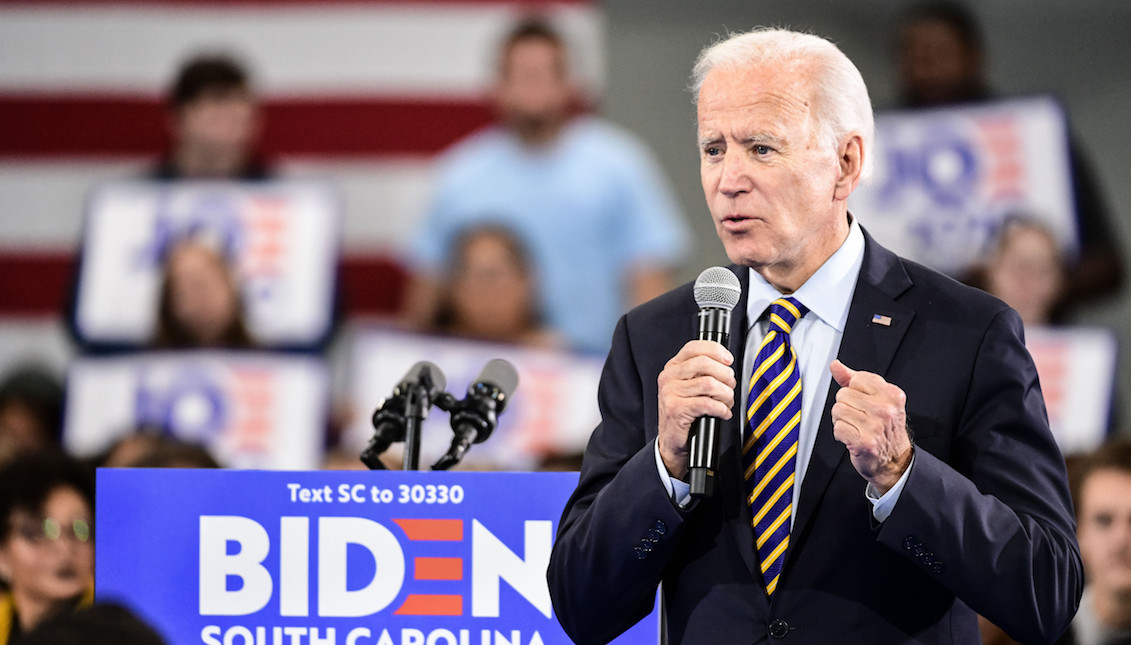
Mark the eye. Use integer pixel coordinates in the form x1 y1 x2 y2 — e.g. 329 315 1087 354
754 145 772 155
16 522 42 543
704 146 722 157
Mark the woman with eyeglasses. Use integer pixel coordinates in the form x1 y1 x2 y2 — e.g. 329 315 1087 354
0 451 95 644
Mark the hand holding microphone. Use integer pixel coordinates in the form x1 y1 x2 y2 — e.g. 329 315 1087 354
656 267 740 497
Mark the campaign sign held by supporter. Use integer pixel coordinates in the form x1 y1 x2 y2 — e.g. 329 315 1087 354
850 96 1077 277
74 179 340 349
64 352 328 469
345 328 603 471
96 469 660 645
1025 326 1118 455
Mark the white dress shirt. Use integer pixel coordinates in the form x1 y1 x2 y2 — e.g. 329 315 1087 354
656 217 911 520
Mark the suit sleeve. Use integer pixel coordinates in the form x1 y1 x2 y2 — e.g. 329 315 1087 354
547 314 686 645
876 307 1083 644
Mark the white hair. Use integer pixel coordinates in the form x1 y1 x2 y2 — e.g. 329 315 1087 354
691 28 874 179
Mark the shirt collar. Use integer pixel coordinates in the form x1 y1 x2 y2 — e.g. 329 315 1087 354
745 215 865 332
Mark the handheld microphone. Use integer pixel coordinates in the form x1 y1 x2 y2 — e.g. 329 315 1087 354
361 361 447 470
432 359 519 471
688 267 741 497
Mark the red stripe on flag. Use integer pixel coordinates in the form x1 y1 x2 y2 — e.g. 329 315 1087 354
339 255 410 315
394 594 463 616
0 252 76 315
0 96 167 158
414 557 463 581
392 519 463 541
0 95 493 158
0 252 408 316
263 99 491 157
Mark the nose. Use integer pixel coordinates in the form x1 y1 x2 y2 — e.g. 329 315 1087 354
717 149 752 198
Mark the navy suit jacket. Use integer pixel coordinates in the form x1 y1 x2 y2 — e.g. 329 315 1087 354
548 231 1082 644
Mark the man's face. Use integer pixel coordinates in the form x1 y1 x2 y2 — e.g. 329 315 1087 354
176 88 259 156
697 62 847 289
494 38 572 131
1077 469 1131 598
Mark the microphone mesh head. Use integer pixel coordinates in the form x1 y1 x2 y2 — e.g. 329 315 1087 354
694 266 741 311
401 360 446 393
478 358 519 398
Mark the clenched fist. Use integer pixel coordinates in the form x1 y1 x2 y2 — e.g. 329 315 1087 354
830 359 913 494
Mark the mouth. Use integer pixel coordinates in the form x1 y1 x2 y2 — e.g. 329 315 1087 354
719 213 759 231
52 563 85 582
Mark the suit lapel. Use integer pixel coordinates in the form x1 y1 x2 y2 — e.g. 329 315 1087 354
719 266 764 580
783 231 915 573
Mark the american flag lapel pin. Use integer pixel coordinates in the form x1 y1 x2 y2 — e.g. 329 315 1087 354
872 313 893 327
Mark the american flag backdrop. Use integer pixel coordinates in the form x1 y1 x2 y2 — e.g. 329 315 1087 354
0 0 604 318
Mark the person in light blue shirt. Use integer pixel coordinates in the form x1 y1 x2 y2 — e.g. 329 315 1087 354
406 19 690 355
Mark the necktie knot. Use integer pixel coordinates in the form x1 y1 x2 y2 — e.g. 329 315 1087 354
767 297 808 335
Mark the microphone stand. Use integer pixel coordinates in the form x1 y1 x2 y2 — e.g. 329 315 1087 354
362 360 512 472
401 370 440 471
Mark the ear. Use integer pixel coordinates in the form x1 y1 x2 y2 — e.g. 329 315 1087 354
833 133 865 201
0 545 11 583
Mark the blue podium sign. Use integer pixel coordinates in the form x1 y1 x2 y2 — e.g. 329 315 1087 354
96 470 659 645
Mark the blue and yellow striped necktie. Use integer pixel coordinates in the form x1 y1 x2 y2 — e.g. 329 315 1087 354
743 297 808 598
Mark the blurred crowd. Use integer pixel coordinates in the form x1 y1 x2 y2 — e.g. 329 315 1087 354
1 2 1129 643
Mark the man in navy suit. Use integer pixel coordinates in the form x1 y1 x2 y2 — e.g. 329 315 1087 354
547 27 1081 645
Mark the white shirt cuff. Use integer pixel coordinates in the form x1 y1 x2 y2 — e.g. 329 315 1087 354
865 453 914 522
654 441 692 506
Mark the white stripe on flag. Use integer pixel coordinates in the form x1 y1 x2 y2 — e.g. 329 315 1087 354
0 2 604 98
0 158 435 252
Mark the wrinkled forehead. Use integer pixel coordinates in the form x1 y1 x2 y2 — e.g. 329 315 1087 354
696 62 820 136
